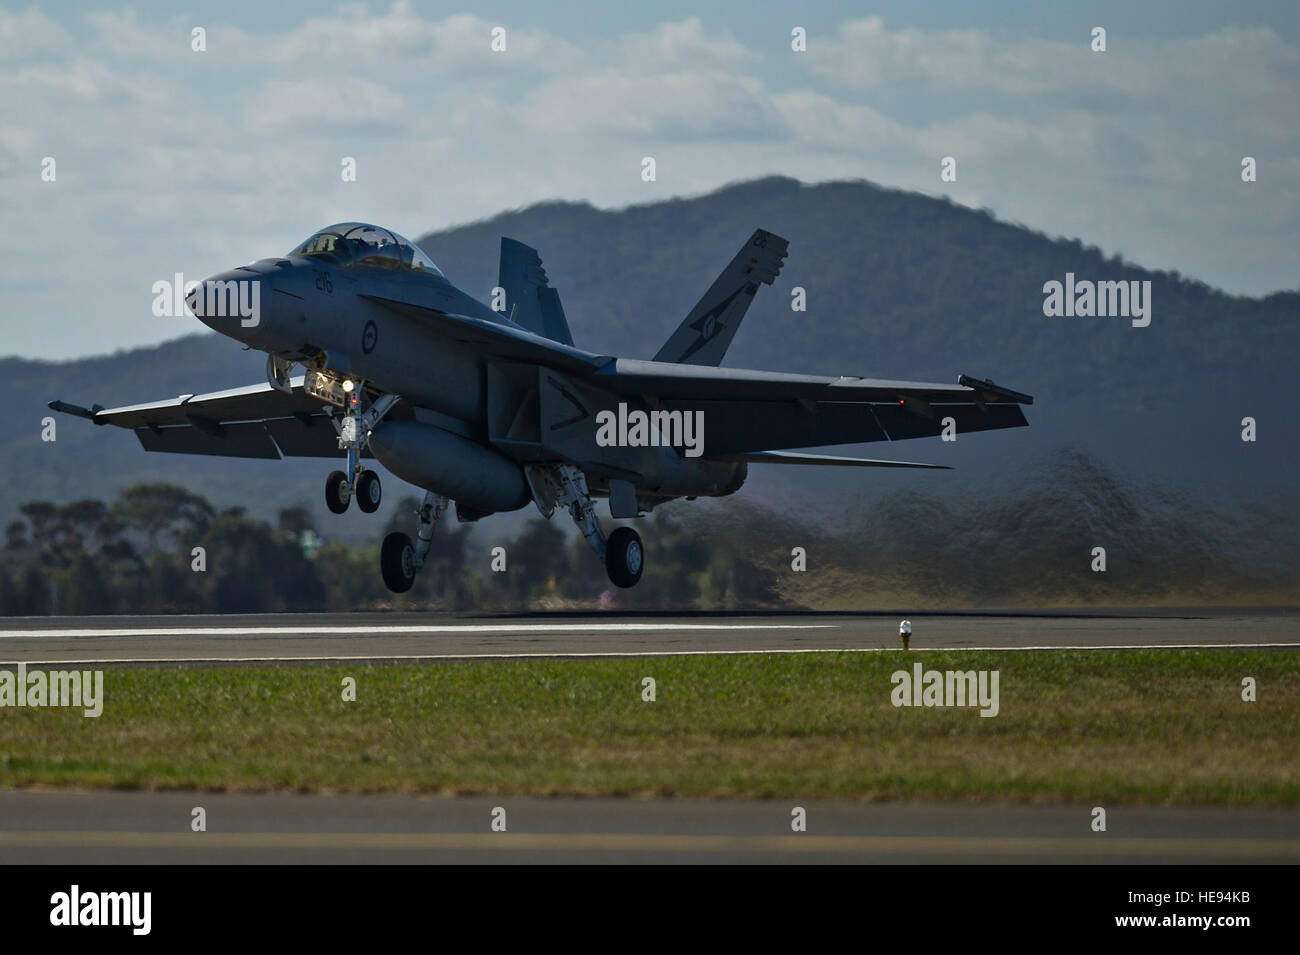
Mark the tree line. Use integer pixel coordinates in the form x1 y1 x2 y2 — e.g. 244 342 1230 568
0 482 782 615
2 452 1293 616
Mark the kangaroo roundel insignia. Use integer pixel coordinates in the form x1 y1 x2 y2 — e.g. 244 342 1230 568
362 319 378 354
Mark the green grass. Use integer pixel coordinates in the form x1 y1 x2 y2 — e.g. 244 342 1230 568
1 650 1297 804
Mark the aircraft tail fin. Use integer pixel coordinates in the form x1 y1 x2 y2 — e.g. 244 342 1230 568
499 238 574 346
652 228 788 366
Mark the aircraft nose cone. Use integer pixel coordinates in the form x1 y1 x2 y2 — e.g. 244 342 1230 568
186 269 266 331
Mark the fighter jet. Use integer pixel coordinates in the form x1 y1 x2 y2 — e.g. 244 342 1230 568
50 223 1032 591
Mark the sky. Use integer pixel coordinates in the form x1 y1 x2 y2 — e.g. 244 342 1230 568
1 0 1297 359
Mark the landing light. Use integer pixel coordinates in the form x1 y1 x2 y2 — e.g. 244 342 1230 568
342 379 355 393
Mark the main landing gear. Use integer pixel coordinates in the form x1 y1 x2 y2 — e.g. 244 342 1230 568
381 491 449 593
324 386 399 515
531 464 645 588
376 462 646 595
604 526 644 589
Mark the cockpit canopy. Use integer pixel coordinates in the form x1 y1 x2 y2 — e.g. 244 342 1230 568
289 222 444 277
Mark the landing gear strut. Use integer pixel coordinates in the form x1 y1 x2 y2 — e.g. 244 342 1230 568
536 465 645 588
324 386 400 515
381 490 449 593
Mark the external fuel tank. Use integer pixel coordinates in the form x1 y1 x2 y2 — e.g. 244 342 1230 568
368 420 530 514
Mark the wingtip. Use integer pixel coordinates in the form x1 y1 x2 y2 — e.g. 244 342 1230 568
48 399 103 422
957 374 1034 405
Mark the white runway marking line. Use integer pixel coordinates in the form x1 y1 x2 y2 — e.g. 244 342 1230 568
7 642 1298 667
0 623 837 639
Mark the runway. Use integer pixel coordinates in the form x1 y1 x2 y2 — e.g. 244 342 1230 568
2 610 1296 864
2 790 1297 864
0 608 1294 666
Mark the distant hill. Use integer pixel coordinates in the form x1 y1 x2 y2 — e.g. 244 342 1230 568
9 176 1296 580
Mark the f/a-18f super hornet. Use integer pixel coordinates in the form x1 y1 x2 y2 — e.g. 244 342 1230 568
51 222 1032 591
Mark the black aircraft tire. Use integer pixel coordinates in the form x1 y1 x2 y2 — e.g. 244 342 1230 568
381 532 417 593
325 470 351 514
356 470 382 513
605 526 644 588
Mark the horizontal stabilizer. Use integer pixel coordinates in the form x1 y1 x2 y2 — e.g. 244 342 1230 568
734 450 950 469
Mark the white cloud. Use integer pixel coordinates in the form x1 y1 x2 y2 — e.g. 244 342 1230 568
86 9 194 61
0 7 1296 360
244 77 409 133
0 7 71 61
522 69 785 141
0 56 168 105
808 16 1151 98
615 16 752 68
267 4 568 72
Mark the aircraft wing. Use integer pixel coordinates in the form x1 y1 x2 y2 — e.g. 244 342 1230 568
361 294 1030 455
48 376 360 459
358 296 1029 413
586 360 1031 455
593 360 1032 406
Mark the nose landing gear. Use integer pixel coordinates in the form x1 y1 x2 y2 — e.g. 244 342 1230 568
323 386 400 515
355 469 382 513
327 468 382 513
325 469 351 514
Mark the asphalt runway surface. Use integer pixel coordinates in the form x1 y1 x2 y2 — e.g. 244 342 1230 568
0 608 1295 666
2 790 1297 864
